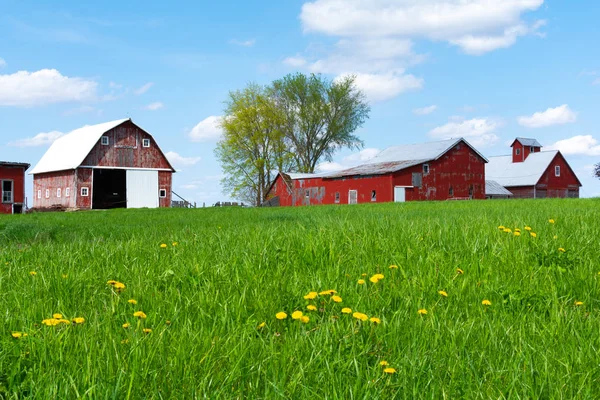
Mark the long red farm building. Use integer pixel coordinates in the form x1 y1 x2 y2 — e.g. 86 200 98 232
0 161 30 214
266 138 488 206
30 119 175 210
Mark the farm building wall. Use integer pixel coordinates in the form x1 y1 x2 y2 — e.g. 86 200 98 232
159 171 172 208
512 141 541 163
33 170 77 209
1 164 28 214
76 168 93 209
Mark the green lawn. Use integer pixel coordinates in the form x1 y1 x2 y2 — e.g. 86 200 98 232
1 199 599 398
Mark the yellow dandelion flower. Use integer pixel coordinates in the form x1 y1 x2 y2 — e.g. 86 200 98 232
352 312 368 321
303 291 318 300
172 242 178 246
160 243 167 248
11 332 27 339
114 282 126 290
369 317 381 324
107 280 117 285
52 313 63 319
575 301 583 306
300 315 310 323
369 276 380 283
357 279 366 285
438 290 448 297
257 322 266 329
514 231 521 236
318 289 337 296
417 309 427 315
128 299 137 305
530 232 537 238
306 305 317 311
331 295 342 303
58 319 71 325
122 322 131 328
72 317 85 324
379 360 389 366
133 311 147 319
341 307 352 314
383 368 397 374
503 228 512 233
143 328 152 334
498 225 505 230
482 299 492 306
291 311 303 320
558 248 565 253
456 268 464 275
361 273 367 276
553 235 558 240
389 264 398 269
374 273 384 280
514 228 521 233
275 312 287 320
29 271 37 276
549 219 555 224
524 226 532 231
62 274 68 279
42 318 61 326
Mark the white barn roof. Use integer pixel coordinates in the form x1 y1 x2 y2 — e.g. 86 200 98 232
30 119 130 175
485 151 558 187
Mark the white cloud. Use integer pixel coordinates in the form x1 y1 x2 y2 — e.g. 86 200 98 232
229 39 256 47
283 56 308 68
144 102 164 111
337 71 423 103
593 78 600 86
429 118 499 147
165 151 201 166
0 69 97 107
8 131 64 147
546 135 600 156
517 104 577 128
301 0 545 54
188 116 223 142
0 58 6 68
413 105 437 116
134 82 154 95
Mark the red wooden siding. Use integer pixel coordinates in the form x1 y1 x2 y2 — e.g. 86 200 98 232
76 169 93 209
1 165 28 214
32 170 77 209
512 141 541 163
159 171 172 208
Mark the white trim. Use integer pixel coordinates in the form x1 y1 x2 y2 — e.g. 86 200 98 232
81 187 89 197
142 138 151 148
65 187 70 197
57 188 61 198
45 189 50 199
37 189 41 199
555 165 560 177
101 136 109 145
159 188 167 198
79 166 173 172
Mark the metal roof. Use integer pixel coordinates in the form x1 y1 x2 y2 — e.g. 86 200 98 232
0 161 30 168
30 118 129 175
513 138 542 147
485 151 559 187
324 160 427 178
485 180 513 196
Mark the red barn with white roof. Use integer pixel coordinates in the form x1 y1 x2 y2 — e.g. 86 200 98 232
30 119 175 210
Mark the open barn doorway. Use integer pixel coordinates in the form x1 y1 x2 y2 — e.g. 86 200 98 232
92 169 126 209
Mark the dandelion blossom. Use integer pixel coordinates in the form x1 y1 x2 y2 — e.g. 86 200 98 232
456 268 464 275
549 219 555 224
331 295 342 303
113 282 126 291
133 311 147 319
58 319 71 325
11 332 27 339
303 291 318 300
291 311 303 320
575 301 583 306
172 242 178 246
128 299 137 305
383 368 397 374
257 322 266 329
143 328 152 334
524 226 532 231
438 290 448 297
498 225 505 230
122 322 131 328
389 265 398 269
417 309 427 315
514 228 521 233
352 312 368 321
300 316 310 324
319 289 337 296
160 243 167 248
530 232 537 238
275 312 287 320
514 231 521 237
482 299 492 306
369 275 380 284
52 313 63 319
379 360 389 366
361 273 367 277
107 280 117 285
341 307 352 314
42 318 60 326
72 317 85 324
29 271 37 276
503 228 512 233
369 317 381 324
357 279 366 285
558 248 566 253
306 305 317 311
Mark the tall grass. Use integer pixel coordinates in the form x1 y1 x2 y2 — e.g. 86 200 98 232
1 199 599 398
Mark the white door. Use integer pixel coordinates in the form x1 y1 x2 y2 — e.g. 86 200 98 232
126 170 159 208
394 187 406 202
348 190 357 204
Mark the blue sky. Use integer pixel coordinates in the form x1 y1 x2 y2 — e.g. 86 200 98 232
1 0 599 205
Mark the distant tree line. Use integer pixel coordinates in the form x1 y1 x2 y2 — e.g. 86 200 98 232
215 73 370 206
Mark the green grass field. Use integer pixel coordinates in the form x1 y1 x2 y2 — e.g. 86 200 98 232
1 199 599 398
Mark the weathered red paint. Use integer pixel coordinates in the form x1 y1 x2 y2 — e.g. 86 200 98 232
269 141 486 206
511 140 541 163
507 153 581 198
159 171 172 208
0 162 29 214
32 170 77 209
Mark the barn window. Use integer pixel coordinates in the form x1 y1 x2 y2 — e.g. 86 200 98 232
45 189 50 199
143 138 151 148
348 190 358 204
530 146 534 152
555 165 560 177
159 189 167 198
1 180 13 203
305 189 310 198
423 164 429 175
412 173 423 188
449 186 454 197
57 188 61 198
515 148 520 155
334 192 340 203
101 136 109 145
81 187 89 197
371 190 377 202
37 190 41 199
65 187 70 197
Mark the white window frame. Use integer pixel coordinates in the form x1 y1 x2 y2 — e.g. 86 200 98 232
101 136 109 146
371 190 377 202
348 189 358 204
305 189 310 198
159 189 167 198
515 148 521 155
334 192 340 203
45 189 50 199
1 180 13 203
37 190 41 199
142 138 151 148
57 188 61 198
65 187 70 197
423 164 430 175
81 187 89 197
555 165 560 177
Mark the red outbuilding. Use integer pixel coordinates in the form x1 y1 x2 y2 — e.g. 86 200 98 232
0 161 30 214
30 119 175 210
485 138 581 198
265 138 488 206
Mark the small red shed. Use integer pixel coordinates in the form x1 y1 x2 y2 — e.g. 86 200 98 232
265 138 488 206
0 161 30 214
486 138 581 198
30 119 176 210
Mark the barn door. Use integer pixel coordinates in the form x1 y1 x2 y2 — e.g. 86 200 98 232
348 190 357 204
394 187 406 202
126 170 159 208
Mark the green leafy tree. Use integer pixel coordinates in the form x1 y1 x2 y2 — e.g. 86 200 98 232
215 84 289 206
595 162 600 179
272 73 370 173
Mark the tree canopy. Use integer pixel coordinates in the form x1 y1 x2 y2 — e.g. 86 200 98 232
594 162 600 179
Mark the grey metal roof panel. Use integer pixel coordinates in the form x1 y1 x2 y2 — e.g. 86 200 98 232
324 159 427 178
485 151 558 187
485 180 513 196
514 138 543 147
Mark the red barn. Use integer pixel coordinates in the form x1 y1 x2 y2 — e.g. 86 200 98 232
486 138 581 198
30 119 175 210
0 161 30 214
265 138 487 206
